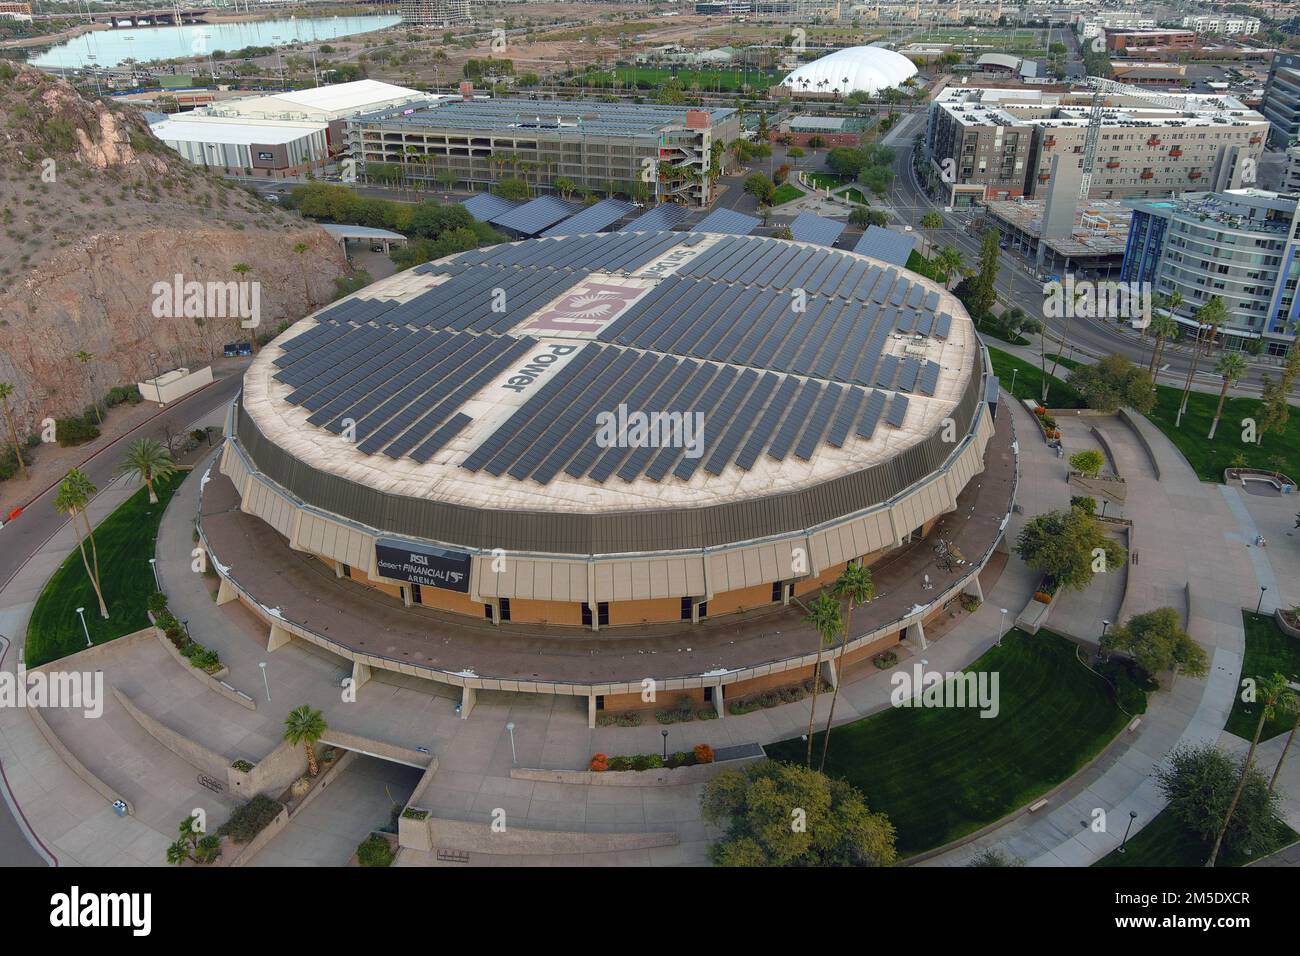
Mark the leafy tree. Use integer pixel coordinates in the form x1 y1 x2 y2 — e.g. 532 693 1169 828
1256 347 1299 446
494 178 531 201
970 229 1000 319
115 438 176 505
801 593 841 768
822 563 874 771
1068 449 1105 478
743 172 776 205
1208 675 1296 866
1103 607 1209 683
700 761 897 866
0 381 27 481
54 468 108 619
283 705 328 777
1067 354 1156 414
1015 506 1126 592
919 211 943 253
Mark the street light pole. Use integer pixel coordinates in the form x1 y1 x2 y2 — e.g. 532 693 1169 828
1118 810 1138 854
75 607 91 648
661 729 669 760
997 607 1008 646
149 557 160 591
258 661 271 702
1256 586 1268 615
506 722 517 766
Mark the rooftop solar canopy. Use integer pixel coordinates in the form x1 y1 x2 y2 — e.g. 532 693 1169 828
623 202 690 233
490 195 582 236
692 207 760 235
462 193 521 222
540 198 635 237
353 99 737 138
852 225 919 266
265 232 966 487
789 211 847 247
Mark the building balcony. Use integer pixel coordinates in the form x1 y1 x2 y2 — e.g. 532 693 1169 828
1147 137 1162 146
1169 147 1183 157
1106 160 1121 169
1140 170 1155 180
1188 171 1202 179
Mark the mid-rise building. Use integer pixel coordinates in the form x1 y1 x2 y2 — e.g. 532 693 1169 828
1263 52 1300 146
0 2 32 21
1106 30 1197 53
1121 189 1300 352
399 0 471 26
347 97 739 206
1180 15 1261 36
1285 145 1300 192
925 86 1267 205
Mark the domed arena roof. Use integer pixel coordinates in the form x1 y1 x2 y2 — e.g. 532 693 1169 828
782 46 918 96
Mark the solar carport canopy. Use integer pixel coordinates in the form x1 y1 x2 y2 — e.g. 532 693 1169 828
269 232 959 483
490 195 582 236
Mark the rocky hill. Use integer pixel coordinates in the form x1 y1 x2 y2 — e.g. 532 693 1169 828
0 63 353 430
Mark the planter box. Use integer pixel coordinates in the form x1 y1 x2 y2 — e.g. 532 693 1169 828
398 811 432 852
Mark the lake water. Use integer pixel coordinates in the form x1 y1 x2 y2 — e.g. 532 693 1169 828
30 14 401 69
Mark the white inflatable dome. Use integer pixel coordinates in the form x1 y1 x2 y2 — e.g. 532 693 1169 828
782 46 918 96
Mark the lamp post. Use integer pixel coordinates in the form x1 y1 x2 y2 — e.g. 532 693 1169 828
1118 810 1138 854
148 557 160 591
182 619 191 642
661 729 669 760
1256 586 1267 615
506 721 517 766
1009 366 1018 395
75 607 91 648
1101 618 1111 643
997 607 1008 646
258 661 271 702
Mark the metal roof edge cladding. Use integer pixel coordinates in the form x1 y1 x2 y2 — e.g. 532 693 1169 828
233 364 986 556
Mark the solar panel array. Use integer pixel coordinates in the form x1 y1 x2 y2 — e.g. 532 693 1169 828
692 207 760 235
852 225 919 267
789 211 846 247
490 195 582 236
541 198 636 237
462 193 521 223
624 203 690 232
269 233 963 482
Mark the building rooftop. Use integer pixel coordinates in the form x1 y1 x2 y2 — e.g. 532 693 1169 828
149 117 323 146
207 79 426 120
932 85 1267 131
353 98 736 137
986 199 1133 257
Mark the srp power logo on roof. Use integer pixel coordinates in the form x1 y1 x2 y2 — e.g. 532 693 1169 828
519 275 654 338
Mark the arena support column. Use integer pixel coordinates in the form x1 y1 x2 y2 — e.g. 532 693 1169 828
460 685 476 720
216 577 239 606
268 622 293 652
587 693 597 729
906 619 928 651
963 575 984 603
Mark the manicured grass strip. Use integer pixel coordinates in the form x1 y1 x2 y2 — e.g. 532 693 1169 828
1145 382 1300 484
807 173 849 190
986 346 1084 409
25 470 186 668
771 182 804 205
1226 611 1300 742
766 629 1129 855
1094 807 1298 867
837 186 869 204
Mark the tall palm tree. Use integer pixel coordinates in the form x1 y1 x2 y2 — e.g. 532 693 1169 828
1268 694 1300 794
935 246 965 291
231 263 255 353
115 438 176 505
1147 310 1179 376
820 563 875 772
54 468 108 619
1207 673 1292 866
919 212 943 255
0 381 27 481
1177 296 1227 428
1207 353 1248 440
1047 285 1086 391
77 351 102 425
801 592 843 769
283 704 328 777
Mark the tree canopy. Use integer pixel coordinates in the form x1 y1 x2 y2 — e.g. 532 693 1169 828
1156 743 1286 859
1015 504 1127 591
1102 607 1209 682
1067 354 1156 414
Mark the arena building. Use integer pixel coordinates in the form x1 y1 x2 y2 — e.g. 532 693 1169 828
203 231 1016 723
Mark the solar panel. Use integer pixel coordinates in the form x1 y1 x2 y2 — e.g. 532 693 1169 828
540 198 636 237
624 203 690 232
588 359 697 483
692 207 760 235
735 375 800 470
462 193 522 222
491 195 582 236
935 312 953 338
794 382 843 462
885 393 910 428
677 367 759 481
875 354 900 389
856 389 887 440
789 211 846 247
898 356 920 393
852 225 918 266
918 361 941 396
702 370 775 476
826 387 866 447
766 378 822 462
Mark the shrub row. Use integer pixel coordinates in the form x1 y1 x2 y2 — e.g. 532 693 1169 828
726 678 829 716
217 794 284 844
151 591 222 673
589 743 715 772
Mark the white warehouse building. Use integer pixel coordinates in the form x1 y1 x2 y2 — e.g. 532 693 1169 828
149 117 329 175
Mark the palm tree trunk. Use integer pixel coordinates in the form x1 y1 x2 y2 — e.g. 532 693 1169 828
1208 382 1229 440
1149 335 1164 375
1269 714 1299 794
74 508 109 619
80 509 107 618
2 405 26 481
306 743 319 777
1048 312 1073 384
1177 330 1205 426
146 477 158 505
819 603 853 773
1206 715 1266 866
804 643 827 768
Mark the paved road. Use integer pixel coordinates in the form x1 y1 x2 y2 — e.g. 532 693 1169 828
0 366 245 866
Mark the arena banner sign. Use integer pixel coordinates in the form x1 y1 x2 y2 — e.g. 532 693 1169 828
375 539 471 592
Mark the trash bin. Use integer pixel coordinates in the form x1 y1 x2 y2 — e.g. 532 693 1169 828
112 799 128 818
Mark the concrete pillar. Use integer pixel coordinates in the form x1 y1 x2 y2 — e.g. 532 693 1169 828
588 693 597 729
460 685 476 720
351 660 372 689
216 577 238 606
401 586 412 608
268 622 292 652
820 656 839 690
333 560 345 578
714 684 726 719
964 575 984 603
907 619 928 651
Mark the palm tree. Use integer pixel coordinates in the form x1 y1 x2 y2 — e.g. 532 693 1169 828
292 241 310 308
801 592 843 769
1206 673 1292 866
1177 296 1227 428
934 246 965 291
1047 285 1086 390
919 212 943 255
0 381 27 481
1268 693 1300 794
283 704 328 777
1147 309 1179 376
115 438 176 505
820 563 875 772
77 351 102 424
1208 353 1248 440
231 263 254 353
54 468 108 619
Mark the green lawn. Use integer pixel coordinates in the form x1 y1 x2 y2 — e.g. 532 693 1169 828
575 66 783 93
1145 382 1300 483
837 186 869 205
986 346 1084 409
771 182 804 205
25 470 186 667
807 172 848 190
1226 611 1300 742
1094 806 1298 867
766 629 1131 856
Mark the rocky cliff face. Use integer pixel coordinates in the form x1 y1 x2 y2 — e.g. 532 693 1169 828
0 63 352 431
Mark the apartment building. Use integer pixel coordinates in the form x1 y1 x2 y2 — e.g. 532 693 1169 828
925 87 1267 204
346 98 739 206
1107 30 1197 53
1180 15 1262 35
398 0 471 26
1121 189 1300 351
1263 52 1300 146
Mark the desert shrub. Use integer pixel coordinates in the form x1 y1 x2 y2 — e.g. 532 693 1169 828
959 594 982 613
694 743 715 764
147 591 169 614
217 794 284 844
873 650 899 669
0 444 33 481
231 759 254 773
696 707 719 720
1070 495 1098 514
55 414 99 447
589 753 609 772
356 833 394 867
